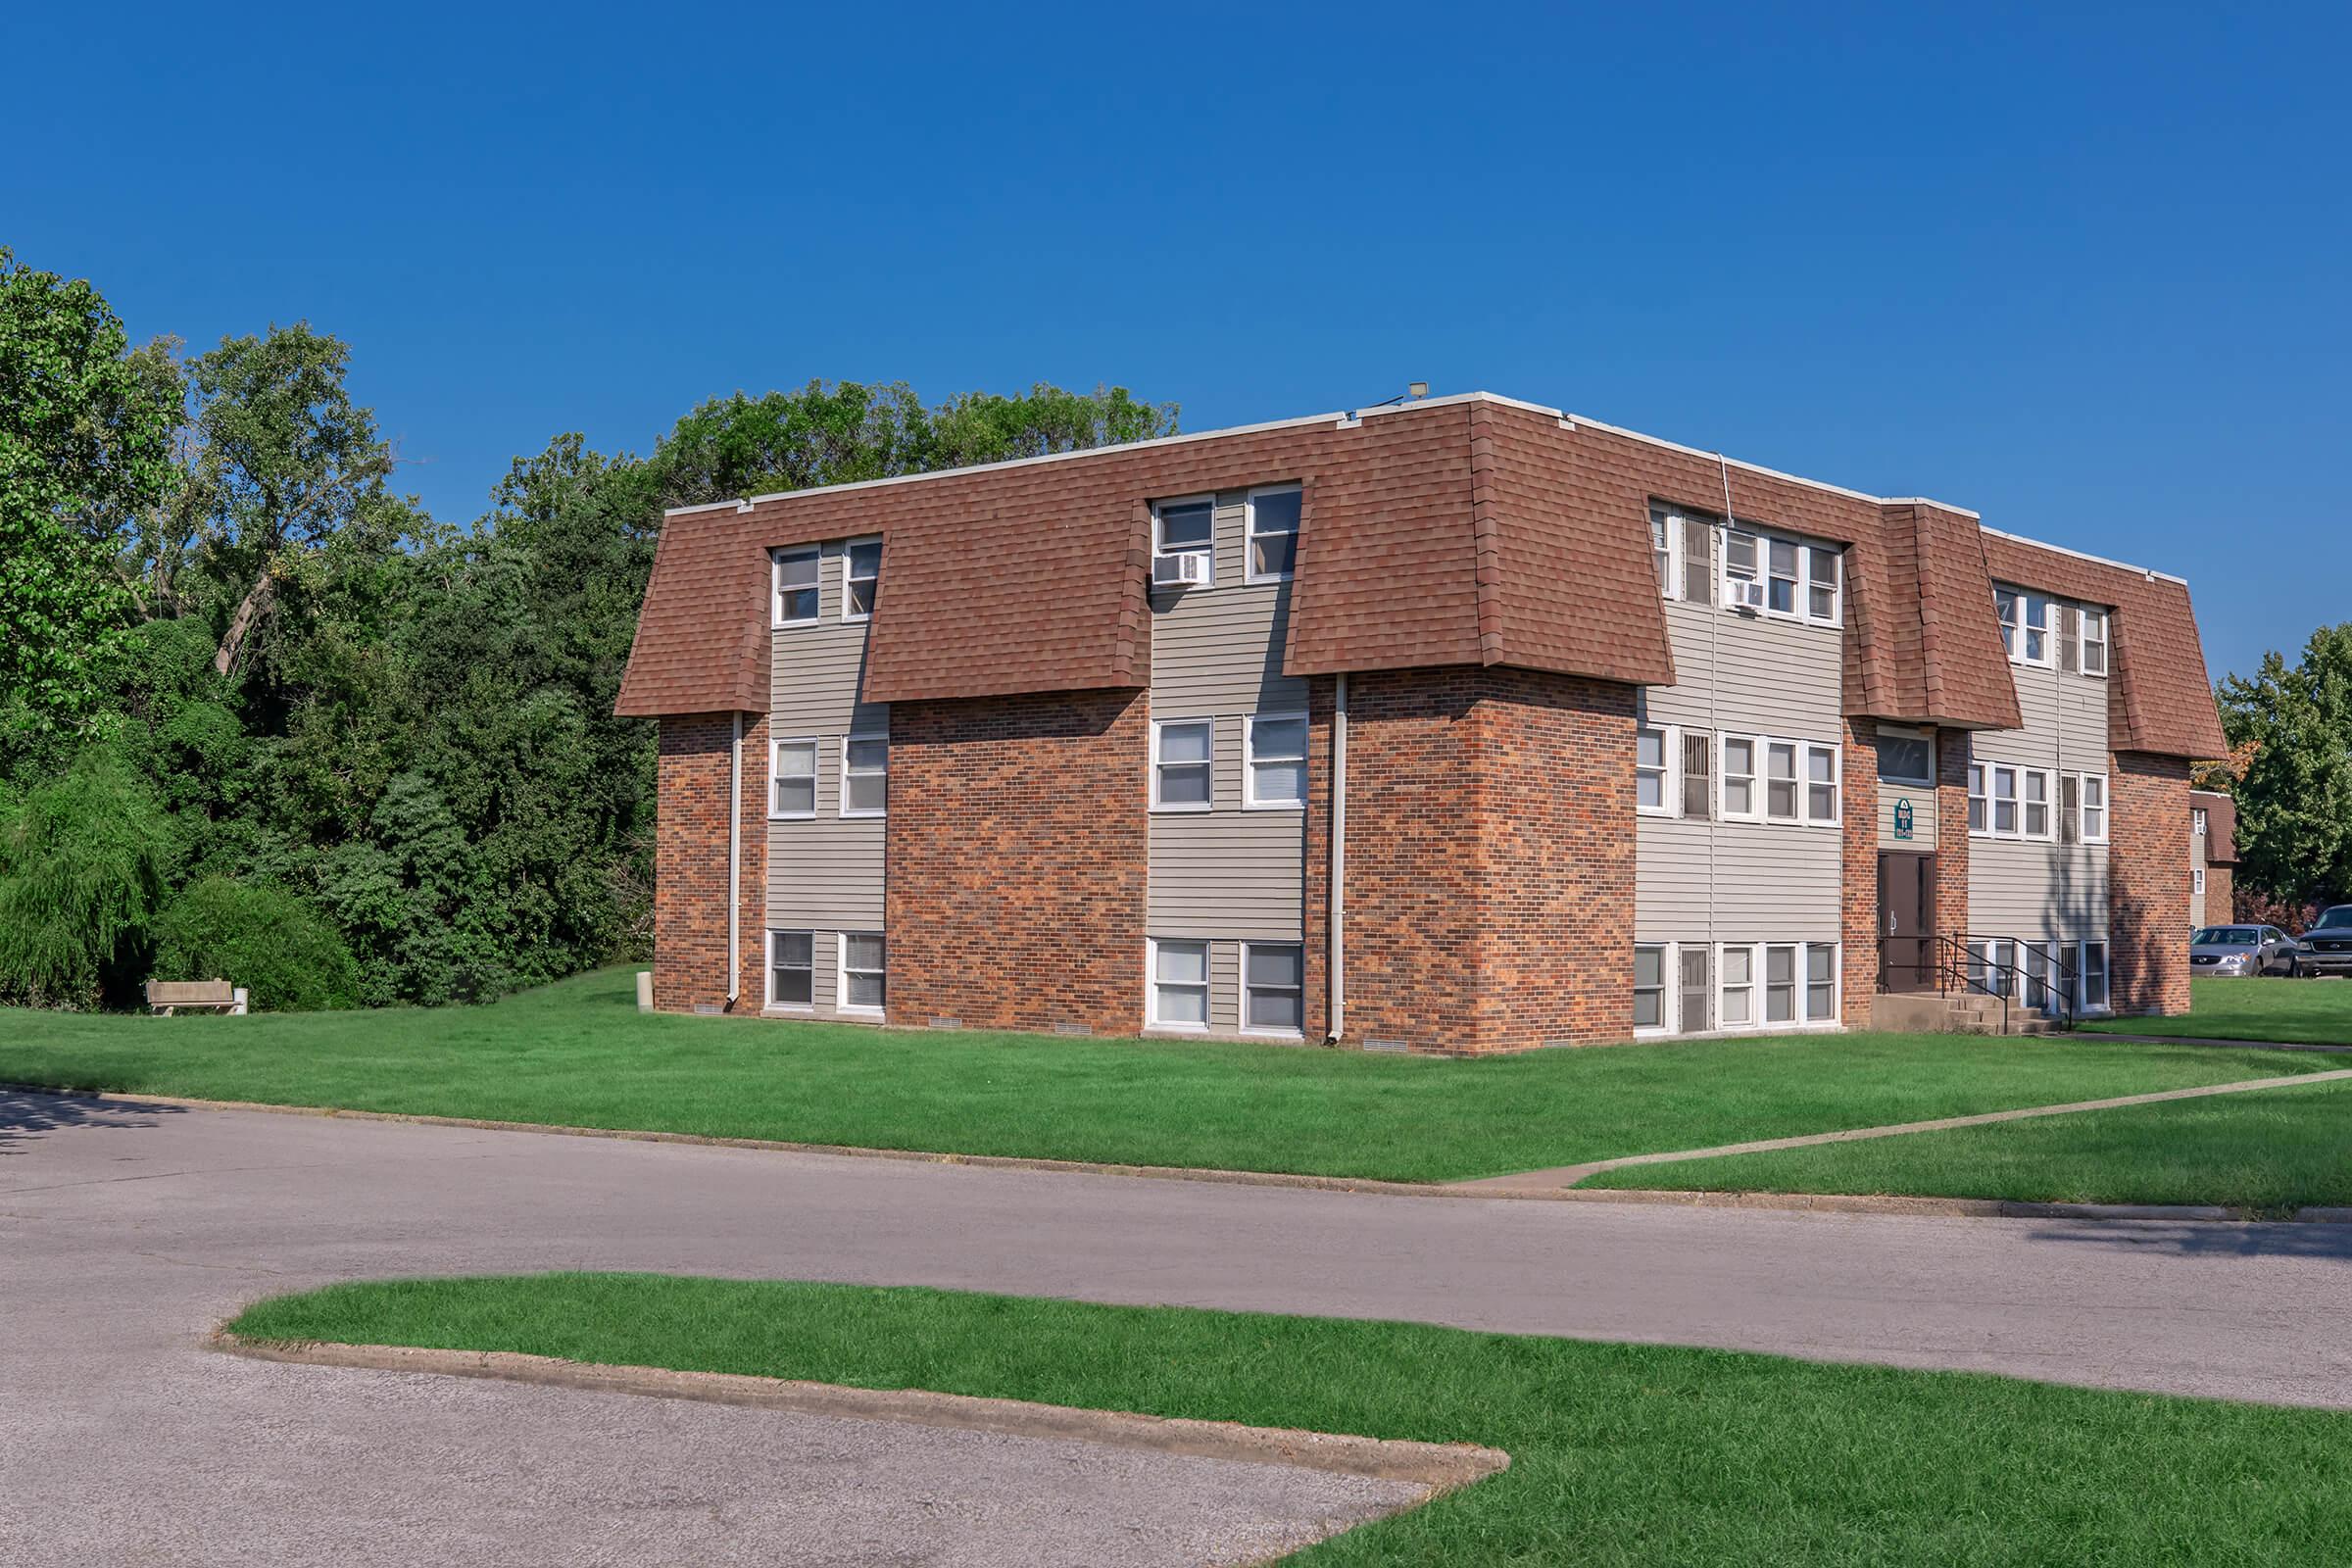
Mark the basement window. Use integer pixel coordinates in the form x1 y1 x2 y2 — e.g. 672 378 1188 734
840 932 887 1014
767 930 813 1008
1634 945 1667 1031
1150 939 1209 1029
1243 943 1304 1035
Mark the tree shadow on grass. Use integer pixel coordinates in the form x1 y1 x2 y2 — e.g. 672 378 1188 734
2027 1220 2352 1261
0 1088 184 1154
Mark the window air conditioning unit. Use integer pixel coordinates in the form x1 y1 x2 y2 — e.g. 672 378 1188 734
1152 551 1210 587
1721 577 1765 612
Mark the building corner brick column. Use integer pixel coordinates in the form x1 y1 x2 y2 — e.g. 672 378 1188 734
1839 718 1881 1027
887 689 1149 1034
653 711 769 1016
2110 751 2191 1015
1934 726 1972 967
1341 666 1635 1053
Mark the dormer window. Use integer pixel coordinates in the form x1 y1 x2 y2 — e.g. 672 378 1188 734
1996 585 2056 666
1152 497 1215 586
844 537 880 619
773 546 819 624
1247 485 1300 581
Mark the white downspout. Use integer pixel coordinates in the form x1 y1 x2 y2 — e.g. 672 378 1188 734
1328 673 1348 1043
728 711 743 1005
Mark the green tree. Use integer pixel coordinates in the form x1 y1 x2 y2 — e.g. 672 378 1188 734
0 249 182 735
152 876 361 1011
0 749 178 1008
926 382 1178 467
2218 623 2352 907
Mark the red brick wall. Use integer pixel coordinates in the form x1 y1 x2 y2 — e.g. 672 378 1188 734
653 711 768 1014
1935 726 1972 961
2209 863 2236 922
888 689 1149 1033
1839 719 1883 1024
2111 750 2192 1014
1338 665 1636 1052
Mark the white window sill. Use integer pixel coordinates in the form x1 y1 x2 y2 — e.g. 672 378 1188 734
1150 804 1213 815
761 1004 814 1016
835 1005 885 1020
773 618 822 631
1243 800 1305 812
769 812 816 823
1240 1028 1305 1042
840 810 887 821
1147 1021 1211 1034
1243 572 1295 588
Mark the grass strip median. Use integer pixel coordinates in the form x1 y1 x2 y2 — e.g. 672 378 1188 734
229 1272 2352 1566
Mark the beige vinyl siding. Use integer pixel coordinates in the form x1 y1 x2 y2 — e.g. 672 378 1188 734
1967 652 2110 942
1636 817 1841 944
2190 877 2207 930
1877 784 1937 851
1642 600 1842 740
768 541 887 938
1636 595 1844 949
1146 488 1308 962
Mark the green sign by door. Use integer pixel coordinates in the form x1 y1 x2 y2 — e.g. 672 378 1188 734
1893 799 1915 841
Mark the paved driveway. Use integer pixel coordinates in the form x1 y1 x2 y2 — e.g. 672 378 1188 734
6 1090 2351 1562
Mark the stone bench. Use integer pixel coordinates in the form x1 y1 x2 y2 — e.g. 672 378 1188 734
146 980 249 1016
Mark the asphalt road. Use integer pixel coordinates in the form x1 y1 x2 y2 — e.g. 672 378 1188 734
6 1090 2351 1561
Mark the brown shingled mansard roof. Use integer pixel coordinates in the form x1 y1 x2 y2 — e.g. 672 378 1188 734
613 392 2224 760
1978 529 2229 758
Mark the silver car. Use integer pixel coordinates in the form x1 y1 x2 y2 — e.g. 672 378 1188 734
2189 925 2299 978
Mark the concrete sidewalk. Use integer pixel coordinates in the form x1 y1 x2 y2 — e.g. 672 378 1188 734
1456 1065 2352 1192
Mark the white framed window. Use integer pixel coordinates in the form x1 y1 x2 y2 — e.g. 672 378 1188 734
2081 773 2107 843
1719 944 1755 1027
770 738 818 818
1634 945 1669 1032
1246 484 1300 582
2079 940 2109 1012
1875 726 1934 788
1807 548 1839 623
2019 942 2054 1012
2192 807 2208 837
1681 731 1712 820
1990 765 2019 836
1764 944 1798 1024
1648 507 1678 598
2194 865 2207 896
1678 946 1712 1033
841 734 888 817
1152 495 1215 583
1638 726 1672 814
1767 538 1800 615
839 932 886 1014
766 929 813 1008
1968 939 2013 999
2023 767 2052 840
1804 944 1838 1021
1968 761 1987 833
1723 529 1758 596
1996 585 2053 666
2082 608 2109 676
1765 741 1799 823
1242 942 1304 1035
773 546 819 624
843 536 880 619
1245 712 1307 808
1805 743 1839 826
1721 735 1757 820
1152 719 1213 811
1149 938 1209 1029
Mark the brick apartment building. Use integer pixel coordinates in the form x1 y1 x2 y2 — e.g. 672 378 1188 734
615 392 2228 1052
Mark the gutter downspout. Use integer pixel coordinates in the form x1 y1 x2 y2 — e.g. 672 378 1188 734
1328 673 1348 1044
728 711 743 1006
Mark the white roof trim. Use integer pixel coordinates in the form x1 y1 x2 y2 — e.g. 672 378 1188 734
662 389 1980 524
1978 524 2187 587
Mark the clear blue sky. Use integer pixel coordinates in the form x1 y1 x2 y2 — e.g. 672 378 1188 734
11 2 2343 684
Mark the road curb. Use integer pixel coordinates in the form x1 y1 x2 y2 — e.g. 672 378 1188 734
12 1083 2345 1225
207 1333 1509 1494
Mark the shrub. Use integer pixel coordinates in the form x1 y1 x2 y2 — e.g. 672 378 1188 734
152 877 362 1012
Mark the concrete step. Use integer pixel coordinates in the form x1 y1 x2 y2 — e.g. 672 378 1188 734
1872 991 2064 1036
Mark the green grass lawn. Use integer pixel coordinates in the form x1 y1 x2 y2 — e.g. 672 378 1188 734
2 966 2337 1184
227 1273 2352 1566
1581 1074 2352 1214
2082 977 2352 1047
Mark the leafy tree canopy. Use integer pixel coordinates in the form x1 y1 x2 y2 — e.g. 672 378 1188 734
2217 622 2352 908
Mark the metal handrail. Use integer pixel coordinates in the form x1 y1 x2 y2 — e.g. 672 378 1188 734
1921 931 2079 1032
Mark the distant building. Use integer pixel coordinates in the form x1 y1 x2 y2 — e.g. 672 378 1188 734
2189 790 2238 927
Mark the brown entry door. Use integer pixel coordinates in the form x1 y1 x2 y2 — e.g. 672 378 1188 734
1879 853 1936 991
